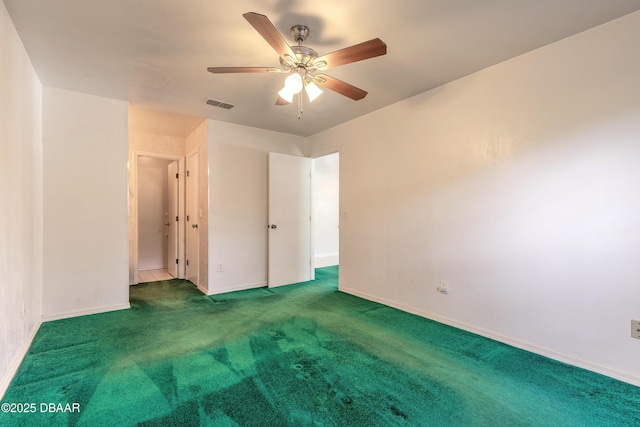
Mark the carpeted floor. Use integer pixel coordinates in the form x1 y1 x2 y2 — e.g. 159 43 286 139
3 266 640 426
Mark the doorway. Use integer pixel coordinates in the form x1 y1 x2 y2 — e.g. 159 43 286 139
137 157 173 282
131 152 185 284
312 152 340 269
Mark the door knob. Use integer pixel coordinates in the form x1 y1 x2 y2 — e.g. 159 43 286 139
270 224 277 229
192 224 198 229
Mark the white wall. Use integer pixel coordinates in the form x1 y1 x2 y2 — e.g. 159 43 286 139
0 2 43 397
207 120 307 294
137 157 171 270
43 87 130 320
308 11 640 385
313 153 339 267
129 131 186 156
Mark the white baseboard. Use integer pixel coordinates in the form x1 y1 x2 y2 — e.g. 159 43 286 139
42 303 131 322
138 266 165 271
0 319 42 399
207 282 266 296
341 287 640 387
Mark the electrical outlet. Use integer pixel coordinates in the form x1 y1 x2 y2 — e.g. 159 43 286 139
632 320 640 339
217 263 224 272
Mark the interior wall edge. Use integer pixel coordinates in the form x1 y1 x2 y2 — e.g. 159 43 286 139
0 0 44 397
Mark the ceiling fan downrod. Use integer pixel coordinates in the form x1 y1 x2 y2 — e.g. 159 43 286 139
290 25 310 45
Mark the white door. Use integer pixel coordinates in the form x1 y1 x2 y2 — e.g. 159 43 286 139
268 152 311 288
167 161 179 277
186 151 199 286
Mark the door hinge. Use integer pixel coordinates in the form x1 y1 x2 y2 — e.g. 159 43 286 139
187 170 190 177
176 259 179 264
187 215 190 221
186 260 189 266
176 173 179 179
176 216 178 221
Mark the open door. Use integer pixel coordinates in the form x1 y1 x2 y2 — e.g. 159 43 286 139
167 161 179 277
186 150 199 286
268 152 311 287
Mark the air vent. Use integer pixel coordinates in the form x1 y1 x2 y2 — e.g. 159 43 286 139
205 98 234 110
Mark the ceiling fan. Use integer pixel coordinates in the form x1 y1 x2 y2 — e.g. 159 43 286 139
207 12 387 118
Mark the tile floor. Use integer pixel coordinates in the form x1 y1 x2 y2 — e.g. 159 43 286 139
137 269 174 283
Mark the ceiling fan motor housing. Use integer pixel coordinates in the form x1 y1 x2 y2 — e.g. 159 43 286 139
280 45 319 72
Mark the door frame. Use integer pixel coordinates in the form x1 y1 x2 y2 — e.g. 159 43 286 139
185 148 200 289
310 151 340 280
167 160 180 278
131 151 186 284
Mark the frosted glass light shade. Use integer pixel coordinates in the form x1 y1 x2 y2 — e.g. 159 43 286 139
278 85 294 103
284 73 303 94
305 82 323 102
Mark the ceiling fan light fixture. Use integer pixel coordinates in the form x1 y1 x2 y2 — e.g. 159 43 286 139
305 81 323 102
207 13 387 118
284 73 303 94
278 85 295 103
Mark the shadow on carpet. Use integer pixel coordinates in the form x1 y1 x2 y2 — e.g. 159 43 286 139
3 266 640 426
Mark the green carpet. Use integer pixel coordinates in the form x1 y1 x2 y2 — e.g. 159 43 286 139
3 266 639 426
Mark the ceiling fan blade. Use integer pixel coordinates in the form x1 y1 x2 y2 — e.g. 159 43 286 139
207 67 281 74
314 74 368 101
243 12 297 60
275 96 290 106
314 38 387 70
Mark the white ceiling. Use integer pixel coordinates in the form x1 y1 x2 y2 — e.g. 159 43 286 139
5 0 640 137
